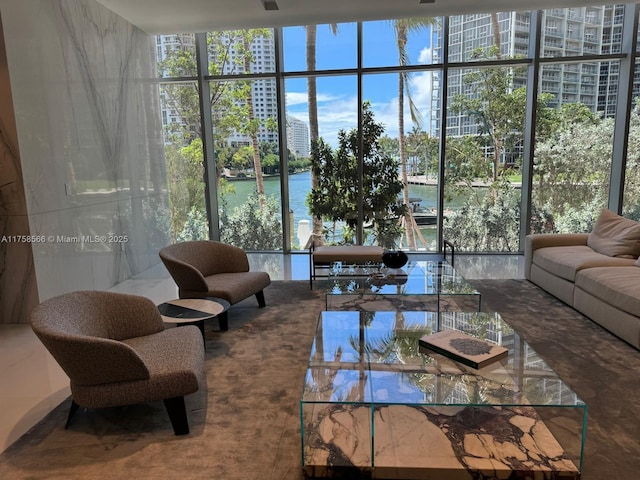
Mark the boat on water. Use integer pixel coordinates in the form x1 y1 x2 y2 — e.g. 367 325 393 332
413 212 438 226
400 197 438 226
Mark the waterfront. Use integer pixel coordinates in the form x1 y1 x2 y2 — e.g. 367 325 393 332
222 170 469 249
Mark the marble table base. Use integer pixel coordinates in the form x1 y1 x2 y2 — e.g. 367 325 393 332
303 404 580 480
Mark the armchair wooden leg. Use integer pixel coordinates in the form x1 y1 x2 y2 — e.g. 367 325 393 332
256 290 266 308
164 396 189 435
218 311 229 331
65 399 80 429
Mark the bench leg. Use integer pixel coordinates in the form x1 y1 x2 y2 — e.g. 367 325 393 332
444 239 455 267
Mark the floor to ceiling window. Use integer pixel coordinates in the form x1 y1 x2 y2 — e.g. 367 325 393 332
443 64 526 252
282 22 357 250
530 6 621 234
531 61 614 233
283 74 358 249
156 3 640 254
156 34 208 242
623 64 640 218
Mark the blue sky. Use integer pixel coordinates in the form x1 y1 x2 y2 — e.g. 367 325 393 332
282 20 436 148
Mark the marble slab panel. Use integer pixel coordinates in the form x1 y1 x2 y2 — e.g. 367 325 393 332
0 15 38 323
0 0 169 306
303 404 580 480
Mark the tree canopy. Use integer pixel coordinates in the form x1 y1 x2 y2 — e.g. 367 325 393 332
307 102 406 247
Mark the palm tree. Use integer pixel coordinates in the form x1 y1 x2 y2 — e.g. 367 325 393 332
305 24 338 247
392 18 435 250
491 13 502 60
242 35 266 209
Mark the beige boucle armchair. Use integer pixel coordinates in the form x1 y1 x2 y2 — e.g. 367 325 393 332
30 290 204 435
159 240 271 330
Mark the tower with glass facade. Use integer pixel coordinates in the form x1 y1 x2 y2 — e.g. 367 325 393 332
435 6 623 139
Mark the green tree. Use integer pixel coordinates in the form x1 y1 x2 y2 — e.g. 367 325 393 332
623 102 640 216
378 135 399 161
405 127 439 179
307 103 406 247
208 29 276 210
262 153 279 175
159 31 280 242
177 207 209 241
220 191 283 250
444 177 520 252
165 138 207 239
450 47 527 182
444 135 491 202
231 146 255 170
533 112 611 222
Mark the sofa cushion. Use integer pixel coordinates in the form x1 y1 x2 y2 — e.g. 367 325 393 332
575 266 640 318
202 271 271 305
587 209 640 258
532 245 635 282
313 245 383 263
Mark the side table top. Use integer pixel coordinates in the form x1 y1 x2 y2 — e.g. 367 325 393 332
158 297 230 324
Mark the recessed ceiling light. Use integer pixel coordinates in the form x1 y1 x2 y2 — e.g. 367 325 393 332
420 0 436 4
261 0 279 11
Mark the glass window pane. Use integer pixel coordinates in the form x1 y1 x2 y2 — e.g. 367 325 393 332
531 62 612 234
286 75 359 246
447 12 526 63
541 6 618 58
211 78 283 250
363 19 438 68
156 34 197 78
622 64 640 218
159 82 209 241
443 67 525 253
283 23 357 72
207 29 276 75
363 72 440 251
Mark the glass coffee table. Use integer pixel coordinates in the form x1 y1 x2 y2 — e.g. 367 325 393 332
325 260 481 312
300 310 586 479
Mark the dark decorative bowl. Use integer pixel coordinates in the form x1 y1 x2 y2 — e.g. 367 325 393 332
382 250 408 269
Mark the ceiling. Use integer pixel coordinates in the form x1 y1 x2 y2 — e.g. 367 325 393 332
95 0 615 35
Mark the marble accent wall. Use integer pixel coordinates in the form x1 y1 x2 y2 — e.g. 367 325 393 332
0 16 39 324
0 0 169 322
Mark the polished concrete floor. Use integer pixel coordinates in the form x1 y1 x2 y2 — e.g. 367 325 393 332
0 253 523 453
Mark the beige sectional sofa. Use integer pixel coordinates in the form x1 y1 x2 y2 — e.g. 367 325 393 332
525 209 640 350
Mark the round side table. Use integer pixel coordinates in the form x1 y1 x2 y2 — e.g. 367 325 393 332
158 297 231 341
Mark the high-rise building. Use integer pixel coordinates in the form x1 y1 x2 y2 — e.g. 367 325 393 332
157 33 279 146
286 115 310 157
437 7 612 140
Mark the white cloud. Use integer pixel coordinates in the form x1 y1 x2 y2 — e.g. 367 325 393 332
285 91 342 107
317 95 359 147
285 92 309 106
418 46 433 64
284 62 437 148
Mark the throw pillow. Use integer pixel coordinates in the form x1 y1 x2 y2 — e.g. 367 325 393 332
588 208 640 258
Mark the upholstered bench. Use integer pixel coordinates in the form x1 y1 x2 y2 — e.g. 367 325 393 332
309 243 383 288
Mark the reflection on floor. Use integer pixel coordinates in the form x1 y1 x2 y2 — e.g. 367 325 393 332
0 253 523 453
